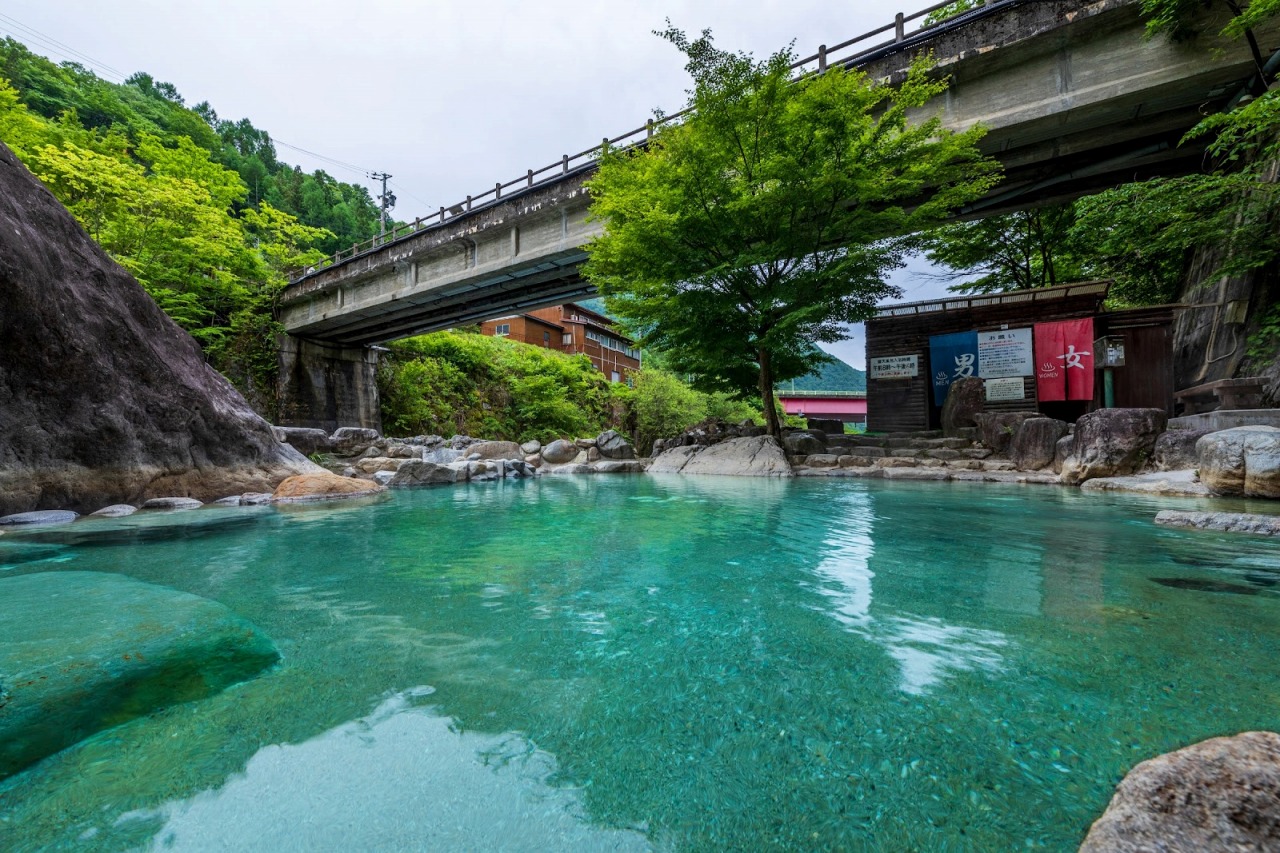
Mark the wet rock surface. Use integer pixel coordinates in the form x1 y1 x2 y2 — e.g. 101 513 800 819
1197 425 1280 498
0 571 279 779
0 141 317 516
1155 510 1280 536
1080 731 1280 853
0 510 79 527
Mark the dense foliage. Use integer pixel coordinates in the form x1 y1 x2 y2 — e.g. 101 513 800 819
585 29 998 436
377 331 759 449
923 204 1088 294
0 38 385 411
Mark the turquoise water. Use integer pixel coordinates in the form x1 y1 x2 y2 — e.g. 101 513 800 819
2 476 1280 851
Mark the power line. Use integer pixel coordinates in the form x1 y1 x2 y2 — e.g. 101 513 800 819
0 13 128 81
272 138 372 177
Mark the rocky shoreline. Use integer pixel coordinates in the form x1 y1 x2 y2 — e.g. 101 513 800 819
3 412 1279 533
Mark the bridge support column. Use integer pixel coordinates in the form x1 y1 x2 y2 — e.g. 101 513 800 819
277 336 383 434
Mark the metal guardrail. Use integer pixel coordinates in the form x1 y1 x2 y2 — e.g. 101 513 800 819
292 0 1025 282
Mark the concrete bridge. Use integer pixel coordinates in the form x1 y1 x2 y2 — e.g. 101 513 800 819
277 0 1275 430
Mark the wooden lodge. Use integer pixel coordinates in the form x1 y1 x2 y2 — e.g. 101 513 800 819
865 281 1177 433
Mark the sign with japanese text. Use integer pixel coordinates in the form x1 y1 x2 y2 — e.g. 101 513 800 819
869 354 919 379
1034 319 1095 401
977 328 1034 378
929 331 979 406
984 377 1026 401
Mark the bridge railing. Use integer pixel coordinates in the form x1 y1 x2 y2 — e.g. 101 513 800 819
293 0 993 281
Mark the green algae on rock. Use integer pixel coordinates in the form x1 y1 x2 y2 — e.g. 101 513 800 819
0 571 279 779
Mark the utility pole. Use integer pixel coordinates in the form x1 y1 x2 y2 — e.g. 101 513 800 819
370 171 395 237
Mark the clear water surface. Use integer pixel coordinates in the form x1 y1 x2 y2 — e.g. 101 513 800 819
2 476 1279 851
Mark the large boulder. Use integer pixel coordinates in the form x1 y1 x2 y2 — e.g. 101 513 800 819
1197 426 1280 498
329 427 380 456
941 377 985 438
1010 417 1069 471
648 445 702 474
466 440 525 462
654 436 793 477
388 460 466 487
0 141 318 516
541 439 581 464
272 427 332 456
595 430 636 460
973 412 1040 455
271 472 385 502
1080 731 1280 852
1155 510 1280 535
1060 408 1168 485
782 432 826 456
0 571 279 778
1154 429 1212 471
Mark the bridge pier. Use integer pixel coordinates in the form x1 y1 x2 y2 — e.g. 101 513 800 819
277 336 382 434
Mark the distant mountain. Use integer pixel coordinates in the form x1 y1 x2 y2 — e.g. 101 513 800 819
779 356 867 393
574 297 611 318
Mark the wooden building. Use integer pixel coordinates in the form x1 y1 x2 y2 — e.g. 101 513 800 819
479 302 641 381
865 281 1176 432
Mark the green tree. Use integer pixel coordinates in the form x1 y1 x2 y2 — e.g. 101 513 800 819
584 28 998 436
923 203 1086 293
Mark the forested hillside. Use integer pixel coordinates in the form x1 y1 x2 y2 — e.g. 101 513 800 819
0 37 384 413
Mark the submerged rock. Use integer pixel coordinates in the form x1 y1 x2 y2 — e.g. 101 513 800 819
1080 731 1280 852
142 497 204 511
0 141 318 516
88 504 137 518
0 571 279 778
0 510 78 526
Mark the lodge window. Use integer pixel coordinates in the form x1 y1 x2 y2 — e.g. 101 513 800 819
562 333 573 346
495 324 510 336
543 331 551 346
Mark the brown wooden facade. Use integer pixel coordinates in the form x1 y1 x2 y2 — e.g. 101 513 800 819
480 302 641 381
865 282 1177 432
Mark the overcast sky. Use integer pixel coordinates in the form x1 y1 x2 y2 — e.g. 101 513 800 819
2 0 962 368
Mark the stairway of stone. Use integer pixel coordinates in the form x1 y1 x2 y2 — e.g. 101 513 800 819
786 428 1058 483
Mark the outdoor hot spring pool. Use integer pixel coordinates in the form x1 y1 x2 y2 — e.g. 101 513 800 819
2 476 1279 851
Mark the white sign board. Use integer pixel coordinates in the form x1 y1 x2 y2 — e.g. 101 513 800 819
984 377 1026 402
870 354 919 379
977 328 1034 378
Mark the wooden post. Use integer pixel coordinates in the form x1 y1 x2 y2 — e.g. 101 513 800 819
439 206 446 222
818 44 827 72
562 154 569 173
496 181 502 199
647 118 654 139
527 169 534 187
466 195 472 211
895 12 905 41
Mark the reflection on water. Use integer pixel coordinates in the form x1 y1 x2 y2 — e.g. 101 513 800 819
144 689 649 853
2 477 1280 850
807 489 1008 695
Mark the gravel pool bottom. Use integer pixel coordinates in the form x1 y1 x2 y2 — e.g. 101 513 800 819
2 476 1279 851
